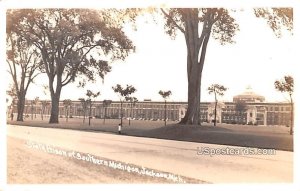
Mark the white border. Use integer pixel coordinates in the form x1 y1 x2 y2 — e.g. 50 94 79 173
1 0 299 191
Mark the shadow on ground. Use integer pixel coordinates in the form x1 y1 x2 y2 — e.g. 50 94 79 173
131 124 293 151
7 118 293 151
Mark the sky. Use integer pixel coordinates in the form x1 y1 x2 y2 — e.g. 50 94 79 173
3 4 297 103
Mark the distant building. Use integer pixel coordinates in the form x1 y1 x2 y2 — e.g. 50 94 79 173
208 87 291 126
11 87 292 126
233 86 265 103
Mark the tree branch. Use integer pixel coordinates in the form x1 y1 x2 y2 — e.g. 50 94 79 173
160 8 185 34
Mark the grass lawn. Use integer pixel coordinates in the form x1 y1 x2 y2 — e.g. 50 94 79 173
7 115 293 151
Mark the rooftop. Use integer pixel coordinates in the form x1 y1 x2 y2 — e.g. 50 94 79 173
233 86 265 103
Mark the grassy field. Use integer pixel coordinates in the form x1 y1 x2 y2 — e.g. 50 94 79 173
7 115 293 151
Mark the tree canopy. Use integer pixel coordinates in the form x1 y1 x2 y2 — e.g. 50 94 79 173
112 84 137 99
159 7 292 125
158 90 172 100
6 28 42 121
7 9 134 86
112 84 137 126
160 8 238 125
7 9 136 123
274 75 294 96
274 75 294 135
208 84 227 97
254 8 293 37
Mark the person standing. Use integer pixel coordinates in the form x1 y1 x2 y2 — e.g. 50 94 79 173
118 123 122 134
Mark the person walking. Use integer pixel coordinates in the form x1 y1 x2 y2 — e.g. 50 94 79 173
10 113 14 121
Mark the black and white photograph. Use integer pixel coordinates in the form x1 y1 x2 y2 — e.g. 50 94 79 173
1 0 299 190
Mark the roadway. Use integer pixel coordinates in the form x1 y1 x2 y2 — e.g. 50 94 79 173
7 125 293 183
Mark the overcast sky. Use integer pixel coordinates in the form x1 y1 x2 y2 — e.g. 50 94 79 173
3 3 296 103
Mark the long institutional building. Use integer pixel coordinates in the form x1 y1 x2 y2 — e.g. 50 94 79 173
13 87 292 126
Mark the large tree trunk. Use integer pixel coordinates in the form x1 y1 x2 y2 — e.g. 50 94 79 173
49 79 62 124
179 12 201 125
179 10 213 125
16 95 25 121
49 92 60 123
180 31 211 125
48 70 63 124
179 63 201 125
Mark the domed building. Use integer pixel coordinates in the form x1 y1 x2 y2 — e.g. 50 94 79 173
233 86 265 103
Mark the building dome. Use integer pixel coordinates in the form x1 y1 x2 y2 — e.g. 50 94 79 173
233 86 265 103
